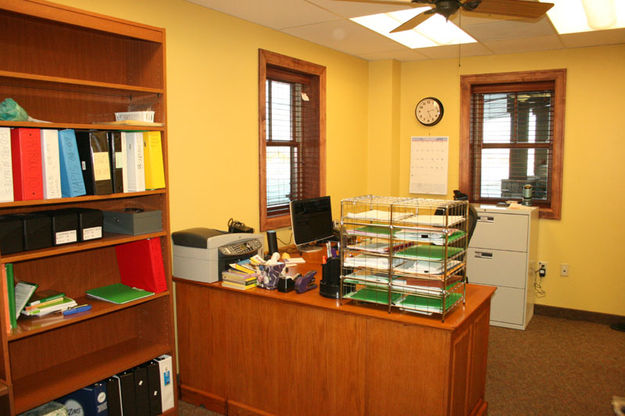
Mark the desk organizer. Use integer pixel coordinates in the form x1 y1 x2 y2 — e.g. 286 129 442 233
339 195 468 321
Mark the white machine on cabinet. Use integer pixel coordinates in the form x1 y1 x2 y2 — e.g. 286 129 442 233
467 205 538 330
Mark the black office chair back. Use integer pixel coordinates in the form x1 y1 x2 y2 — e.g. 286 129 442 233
467 204 477 244
445 190 478 283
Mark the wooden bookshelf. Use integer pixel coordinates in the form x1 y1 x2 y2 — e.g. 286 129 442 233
0 1 176 414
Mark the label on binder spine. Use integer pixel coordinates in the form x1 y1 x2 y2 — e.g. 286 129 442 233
56 230 78 245
83 226 103 241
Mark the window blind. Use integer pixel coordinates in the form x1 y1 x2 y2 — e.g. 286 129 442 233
469 83 554 204
265 67 320 217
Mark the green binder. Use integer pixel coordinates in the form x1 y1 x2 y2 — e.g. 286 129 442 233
6 264 17 329
86 283 154 304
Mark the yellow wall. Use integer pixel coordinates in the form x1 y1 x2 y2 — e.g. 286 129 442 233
53 0 625 315
367 60 401 195
389 45 625 315
54 0 369 241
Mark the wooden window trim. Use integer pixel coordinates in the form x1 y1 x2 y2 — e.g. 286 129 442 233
460 69 566 220
259 49 326 231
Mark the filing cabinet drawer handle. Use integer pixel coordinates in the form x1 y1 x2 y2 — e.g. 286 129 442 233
477 216 495 223
475 251 494 259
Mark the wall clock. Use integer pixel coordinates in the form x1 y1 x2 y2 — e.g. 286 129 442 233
415 97 444 126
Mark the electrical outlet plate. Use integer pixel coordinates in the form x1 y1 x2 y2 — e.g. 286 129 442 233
538 261 547 274
560 263 569 277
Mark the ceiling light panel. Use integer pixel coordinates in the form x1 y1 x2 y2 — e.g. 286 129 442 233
543 0 625 34
351 8 476 49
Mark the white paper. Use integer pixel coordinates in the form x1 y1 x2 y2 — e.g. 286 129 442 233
409 136 448 195
14 281 37 319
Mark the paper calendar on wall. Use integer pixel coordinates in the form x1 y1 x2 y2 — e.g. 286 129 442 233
409 136 448 195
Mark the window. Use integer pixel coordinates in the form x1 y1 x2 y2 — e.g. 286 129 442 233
259 49 326 231
460 69 566 219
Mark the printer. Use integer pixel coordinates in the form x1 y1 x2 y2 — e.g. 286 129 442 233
172 228 264 283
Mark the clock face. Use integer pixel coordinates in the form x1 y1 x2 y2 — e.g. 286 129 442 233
415 97 443 126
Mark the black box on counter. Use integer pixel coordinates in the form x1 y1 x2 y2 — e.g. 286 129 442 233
103 209 162 235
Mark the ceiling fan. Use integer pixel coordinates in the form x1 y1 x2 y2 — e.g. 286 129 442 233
337 0 554 33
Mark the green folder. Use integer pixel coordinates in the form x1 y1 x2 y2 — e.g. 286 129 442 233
344 287 402 305
396 245 463 260
351 225 392 237
397 292 463 313
86 283 154 304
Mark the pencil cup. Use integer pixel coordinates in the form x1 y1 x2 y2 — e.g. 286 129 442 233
258 263 284 290
320 257 341 298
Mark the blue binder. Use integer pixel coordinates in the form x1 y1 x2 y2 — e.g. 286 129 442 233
58 129 86 197
58 381 108 416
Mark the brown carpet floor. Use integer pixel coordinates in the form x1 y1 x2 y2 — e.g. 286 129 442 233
486 314 625 416
178 314 625 416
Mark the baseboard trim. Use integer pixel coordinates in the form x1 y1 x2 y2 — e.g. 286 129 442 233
535 304 623 325
179 384 226 415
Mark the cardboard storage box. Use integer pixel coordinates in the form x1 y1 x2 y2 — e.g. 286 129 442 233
103 209 162 235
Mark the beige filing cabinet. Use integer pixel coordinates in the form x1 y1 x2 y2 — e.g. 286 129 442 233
467 205 539 329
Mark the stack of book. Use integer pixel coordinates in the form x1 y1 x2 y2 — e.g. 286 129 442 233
222 260 258 290
21 290 77 317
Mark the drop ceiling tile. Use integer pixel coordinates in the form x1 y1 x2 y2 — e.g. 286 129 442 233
306 0 414 19
483 34 564 54
186 0 337 30
359 48 429 61
283 19 407 55
417 42 493 59
559 28 625 48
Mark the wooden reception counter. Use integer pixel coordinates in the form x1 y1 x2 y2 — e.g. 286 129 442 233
174 277 495 416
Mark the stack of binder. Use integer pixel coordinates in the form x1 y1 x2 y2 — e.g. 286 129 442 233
0 126 166 203
106 355 174 416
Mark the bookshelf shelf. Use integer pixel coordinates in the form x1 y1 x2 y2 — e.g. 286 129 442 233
9 292 170 341
0 1 177 414
12 338 170 414
2 232 167 263
0 121 165 132
0 190 167 209
0 70 164 96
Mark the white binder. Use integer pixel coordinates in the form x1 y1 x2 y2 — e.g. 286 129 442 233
0 127 13 202
155 354 174 411
124 131 145 192
41 129 62 199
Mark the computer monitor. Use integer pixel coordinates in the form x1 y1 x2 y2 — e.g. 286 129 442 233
290 196 334 252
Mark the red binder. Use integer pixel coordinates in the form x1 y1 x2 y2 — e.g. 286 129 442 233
11 128 43 201
116 238 167 293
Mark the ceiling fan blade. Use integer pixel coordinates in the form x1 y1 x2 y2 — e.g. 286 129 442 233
390 11 433 33
471 0 554 19
333 0 418 7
